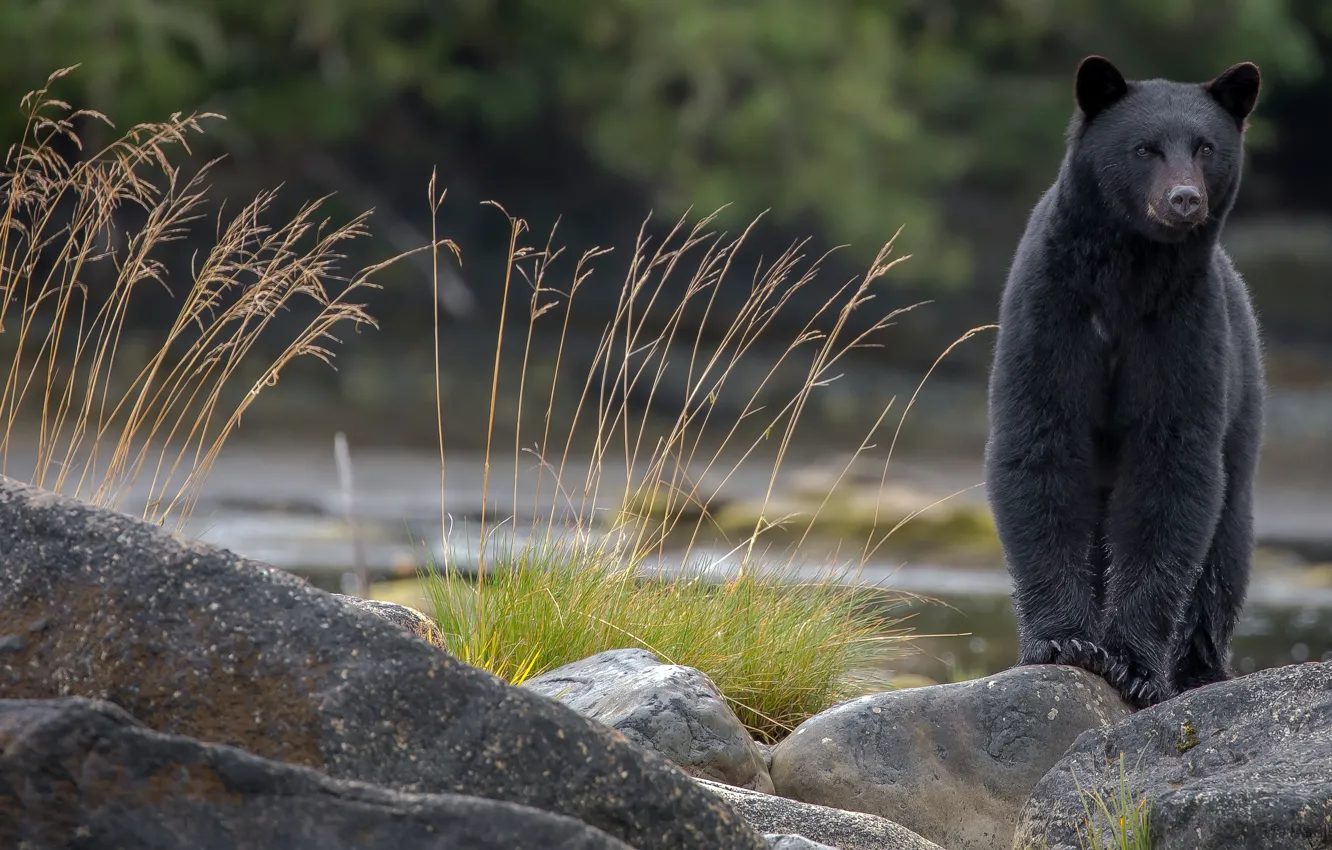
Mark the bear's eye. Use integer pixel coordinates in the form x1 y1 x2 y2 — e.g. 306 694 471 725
1135 145 1150 157
1199 144 1214 157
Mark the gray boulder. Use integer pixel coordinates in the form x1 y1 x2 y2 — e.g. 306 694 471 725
770 665 1131 850
697 777 946 850
0 476 764 850
335 594 444 645
524 648 774 792
0 696 632 850
1015 661 1332 850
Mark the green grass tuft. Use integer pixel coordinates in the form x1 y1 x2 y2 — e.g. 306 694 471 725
1072 753 1153 850
420 538 906 743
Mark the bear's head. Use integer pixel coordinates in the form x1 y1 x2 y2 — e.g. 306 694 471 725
1069 56 1260 244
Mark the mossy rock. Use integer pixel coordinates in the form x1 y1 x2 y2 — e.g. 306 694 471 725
1298 564 1332 587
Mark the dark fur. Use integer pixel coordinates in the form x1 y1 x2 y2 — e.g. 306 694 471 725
984 57 1266 709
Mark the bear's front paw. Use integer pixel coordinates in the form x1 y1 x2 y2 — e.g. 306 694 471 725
1113 660 1177 709
1018 638 1119 680
1051 638 1120 678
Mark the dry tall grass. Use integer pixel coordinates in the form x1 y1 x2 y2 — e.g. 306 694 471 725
454 200 991 569
423 191 993 740
0 68 404 526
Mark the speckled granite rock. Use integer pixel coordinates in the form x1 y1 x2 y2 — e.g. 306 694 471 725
770 665 1131 850
0 696 632 850
1016 662 1332 850
0 476 764 850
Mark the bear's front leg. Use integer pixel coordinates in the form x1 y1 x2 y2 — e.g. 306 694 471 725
989 448 1106 669
985 290 1112 681
1101 423 1226 708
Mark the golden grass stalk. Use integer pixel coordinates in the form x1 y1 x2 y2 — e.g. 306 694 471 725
466 202 989 572
0 68 406 526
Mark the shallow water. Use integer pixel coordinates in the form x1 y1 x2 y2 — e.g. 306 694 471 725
889 589 1332 685
13 430 1322 690
291 537 1332 690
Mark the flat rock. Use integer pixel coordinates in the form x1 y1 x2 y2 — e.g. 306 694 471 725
696 778 946 850
0 696 632 850
770 665 1131 850
1015 661 1332 850
0 476 764 850
524 648 773 792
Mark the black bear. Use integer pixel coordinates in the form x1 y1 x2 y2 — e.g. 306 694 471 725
984 56 1265 709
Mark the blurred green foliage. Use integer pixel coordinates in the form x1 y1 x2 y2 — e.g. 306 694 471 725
0 0 1323 284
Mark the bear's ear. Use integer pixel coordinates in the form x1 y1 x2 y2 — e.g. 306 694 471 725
1075 56 1129 121
1206 62 1261 126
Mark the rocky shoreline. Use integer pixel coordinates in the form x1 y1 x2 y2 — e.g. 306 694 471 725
3 474 1329 849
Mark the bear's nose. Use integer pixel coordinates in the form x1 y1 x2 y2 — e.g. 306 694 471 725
1168 185 1203 218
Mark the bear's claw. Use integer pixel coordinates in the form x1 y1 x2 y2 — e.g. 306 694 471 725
1018 637 1174 708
